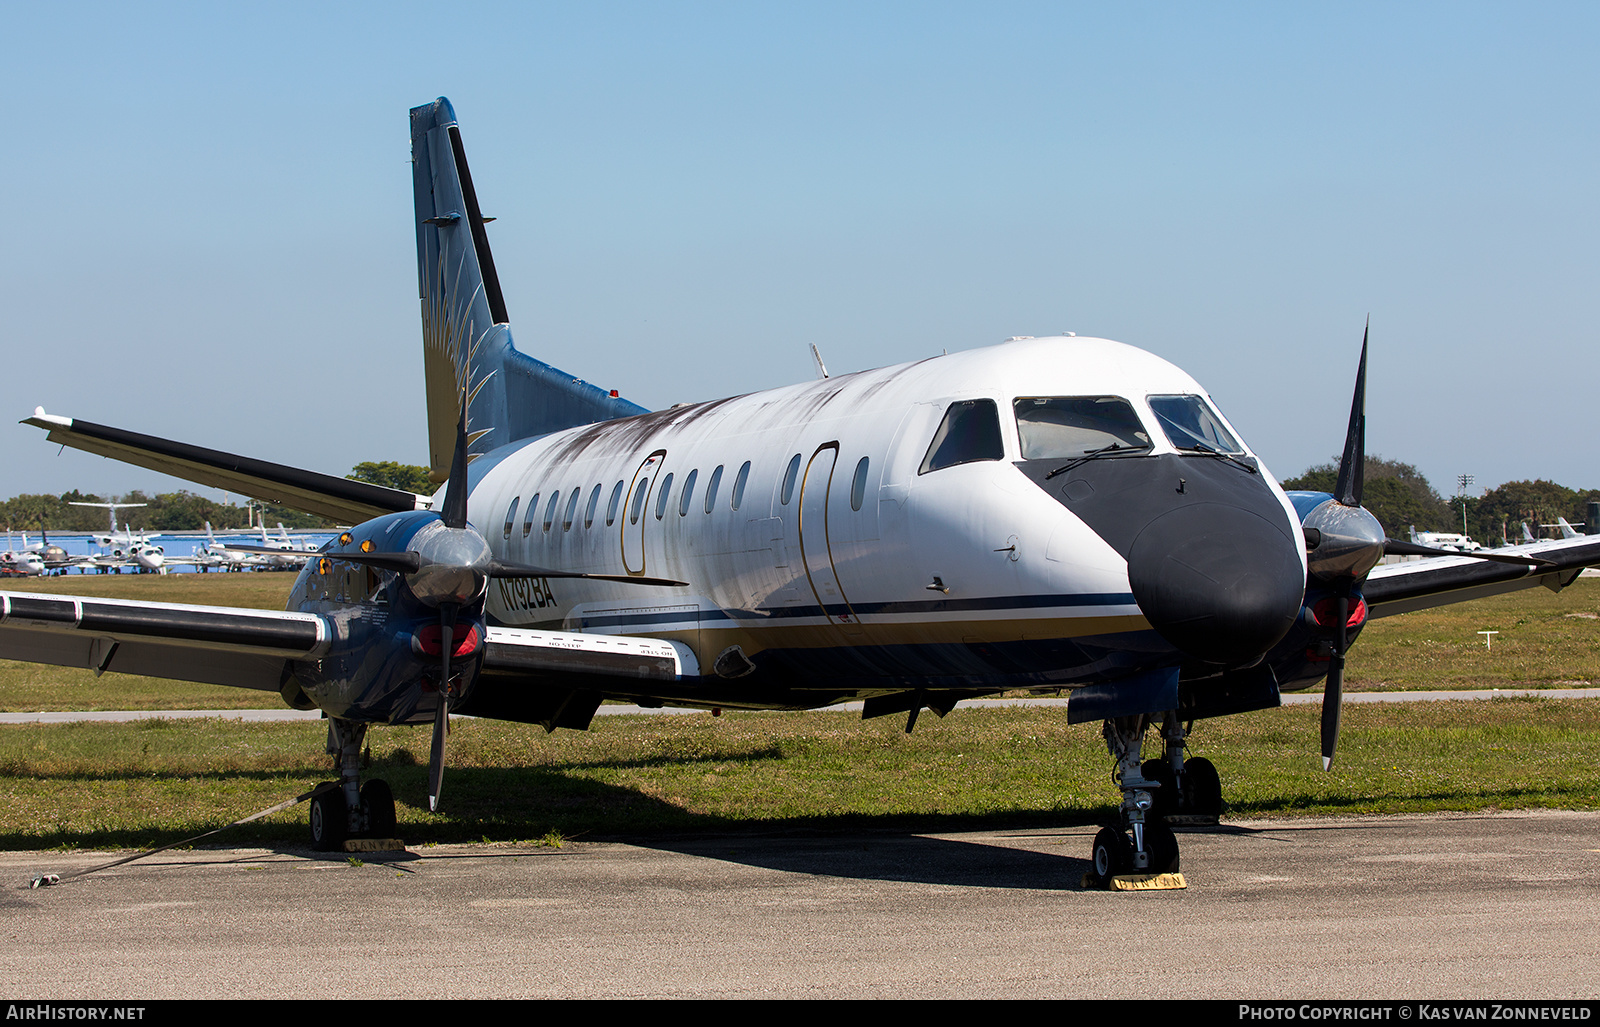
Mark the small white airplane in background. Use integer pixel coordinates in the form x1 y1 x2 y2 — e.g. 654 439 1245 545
1 535 45 577
250 523 311 568
69 501 166 572
1553 517 1585 539
18 530 74 571
1406 526 1482 553
202 522 262 570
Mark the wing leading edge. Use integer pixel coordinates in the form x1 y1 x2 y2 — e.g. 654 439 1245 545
0 591 695 712
1363 535 1600 618
0 590 331 693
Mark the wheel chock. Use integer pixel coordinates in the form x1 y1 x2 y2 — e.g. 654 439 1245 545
343 837 407 853
1081 871 1188 891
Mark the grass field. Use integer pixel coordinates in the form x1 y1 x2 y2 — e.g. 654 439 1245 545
0 572 1596 849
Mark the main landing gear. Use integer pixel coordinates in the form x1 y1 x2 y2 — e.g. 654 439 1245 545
1087 712 1222 889
309 718 400 852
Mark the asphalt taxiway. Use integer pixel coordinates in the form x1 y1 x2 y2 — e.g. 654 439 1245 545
4 810 1599 999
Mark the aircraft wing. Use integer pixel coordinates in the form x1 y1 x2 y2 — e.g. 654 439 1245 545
0 590 330 692
1364 535 1600 618
0 590 693 713
21 409 429 525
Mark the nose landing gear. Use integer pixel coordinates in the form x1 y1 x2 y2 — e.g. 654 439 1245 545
1086 714 1189 890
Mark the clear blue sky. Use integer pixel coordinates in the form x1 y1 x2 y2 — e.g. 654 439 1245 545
4 1 1596 506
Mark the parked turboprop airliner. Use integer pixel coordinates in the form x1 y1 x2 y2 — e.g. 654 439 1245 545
8 98 1600 888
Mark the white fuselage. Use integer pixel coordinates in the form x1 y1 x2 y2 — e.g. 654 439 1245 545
457 336 1305 692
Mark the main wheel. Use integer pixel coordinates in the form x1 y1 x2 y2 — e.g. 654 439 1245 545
1090 827 1132 888
309 786 348 852
1144 819 1181 874
1140 758 1176 816
360 779 396 838
1180 757 1222 817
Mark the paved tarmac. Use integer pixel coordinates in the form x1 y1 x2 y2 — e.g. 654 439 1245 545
4 810 1599 999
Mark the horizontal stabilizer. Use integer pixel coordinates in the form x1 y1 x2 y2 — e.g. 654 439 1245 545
22 409 427 525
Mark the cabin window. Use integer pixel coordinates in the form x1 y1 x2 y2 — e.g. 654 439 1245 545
704 465 724 513
584 484 602 528
780 454 802 504
1014 397 1150 460
850 457 870 511
679 469 698 516
543 490 561 532
629 478 649 525
563 489 582 531
502 497 519 538
522 494 540 537
607 481 624 526
1147 394 1244 454
655 472 675 520
731 461 751 511
920 399 1005 474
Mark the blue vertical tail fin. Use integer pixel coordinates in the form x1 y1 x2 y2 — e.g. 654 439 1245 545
410 98 648 483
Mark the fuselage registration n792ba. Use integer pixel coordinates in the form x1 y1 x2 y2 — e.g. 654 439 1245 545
9 97 1600 888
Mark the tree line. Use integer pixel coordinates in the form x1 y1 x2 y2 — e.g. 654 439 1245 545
0 462 434 534
1281 457 1600 544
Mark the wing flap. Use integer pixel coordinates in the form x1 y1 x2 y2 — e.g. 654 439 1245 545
483 626 696 680
21 410 426 525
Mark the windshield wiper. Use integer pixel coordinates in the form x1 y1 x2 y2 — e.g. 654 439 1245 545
1044 442 1151 479
1178 443 1258 474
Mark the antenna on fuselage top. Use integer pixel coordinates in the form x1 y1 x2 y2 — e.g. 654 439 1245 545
809 344 829 380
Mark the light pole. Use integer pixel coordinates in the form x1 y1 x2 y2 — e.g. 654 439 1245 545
1457 473 1474 538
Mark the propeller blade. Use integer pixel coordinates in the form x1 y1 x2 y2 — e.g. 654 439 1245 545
1332 320 1368 508
1320 592 1348 771
1382 538 1556 568
485 559 688 588
427 692 449 813
427 602 459 813
440 394 470 531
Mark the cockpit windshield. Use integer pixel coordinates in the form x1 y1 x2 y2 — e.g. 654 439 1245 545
1147 394 1244 454
1013 396 1150 460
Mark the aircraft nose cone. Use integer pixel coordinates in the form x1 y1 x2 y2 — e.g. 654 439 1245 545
1127 502 1305 665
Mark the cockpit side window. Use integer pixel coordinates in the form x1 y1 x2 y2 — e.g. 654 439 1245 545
919 399 1005 474
1014 397 1149 460
1148 394 1243 454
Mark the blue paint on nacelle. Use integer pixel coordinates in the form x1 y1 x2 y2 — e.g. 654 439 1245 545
1286 490 1337 523
284 509 488 725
